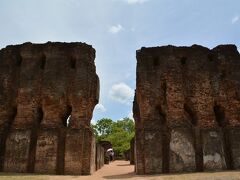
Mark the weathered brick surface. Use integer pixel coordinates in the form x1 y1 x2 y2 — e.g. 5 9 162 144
64 129 84 175
134 45 240 174
0 42 99 175
95 143 104 171
130 137 135 165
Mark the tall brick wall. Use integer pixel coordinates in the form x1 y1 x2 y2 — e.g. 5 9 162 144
133 44 240 174
0 42 99 175
95 143 105 171
130 137 135 165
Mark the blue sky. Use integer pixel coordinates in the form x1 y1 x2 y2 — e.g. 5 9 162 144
0 0 239 123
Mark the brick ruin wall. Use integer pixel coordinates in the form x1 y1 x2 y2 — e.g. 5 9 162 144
99 141 112 164
0 42 104 175
133 45 240 174
130 137 135 165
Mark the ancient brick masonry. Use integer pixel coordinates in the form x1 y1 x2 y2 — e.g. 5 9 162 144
133 45 240 174
130 137 135 165
0 42 100 175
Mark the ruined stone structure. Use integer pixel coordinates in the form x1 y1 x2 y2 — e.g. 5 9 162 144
95 143 104 170
99 141 112 164
133 45 240 174
99 141 112 152
130 137 135 165
124 149 130 161
0 42 100 175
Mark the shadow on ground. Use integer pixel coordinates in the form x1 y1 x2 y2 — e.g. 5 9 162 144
117 164 132 167
102 171 240 180
102 172 135 179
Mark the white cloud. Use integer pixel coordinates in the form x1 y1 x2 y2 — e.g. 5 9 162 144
95 104 107 112
109 24 124 34
231 15 239 24
109 82 134 104
91 119 97 125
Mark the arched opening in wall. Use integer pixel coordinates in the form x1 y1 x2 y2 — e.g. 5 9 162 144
70 57 76 69
40 54 46 69
0 107 17 171
213 104 233 169
62 106 72 127
57 106 72 174
27 107 44 172
65 115 71 127
36 107 44 124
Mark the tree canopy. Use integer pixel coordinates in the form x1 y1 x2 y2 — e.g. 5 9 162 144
92 117 135 156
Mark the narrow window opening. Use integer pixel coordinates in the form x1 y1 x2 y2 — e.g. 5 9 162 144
66 115 71 127
70 58 76 69
153 56 159 67
36 107 44 124
40 54 46 69
63 106 72 127
184 104 197 126
181 57 187 65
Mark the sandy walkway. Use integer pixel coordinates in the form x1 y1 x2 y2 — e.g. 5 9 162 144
50 160 135 180
49 160 240 180
1 160 240 180
90 160 135 179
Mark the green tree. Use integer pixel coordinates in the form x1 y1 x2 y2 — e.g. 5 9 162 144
91 124 99 137
94 118 114 140
92 117 135 157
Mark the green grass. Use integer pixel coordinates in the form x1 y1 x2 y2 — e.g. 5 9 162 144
0 173 48 180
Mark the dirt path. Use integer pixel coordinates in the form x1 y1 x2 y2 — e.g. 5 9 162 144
50 160 240 180
50 160 135 180
1 161 240 180
90 160 135 179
